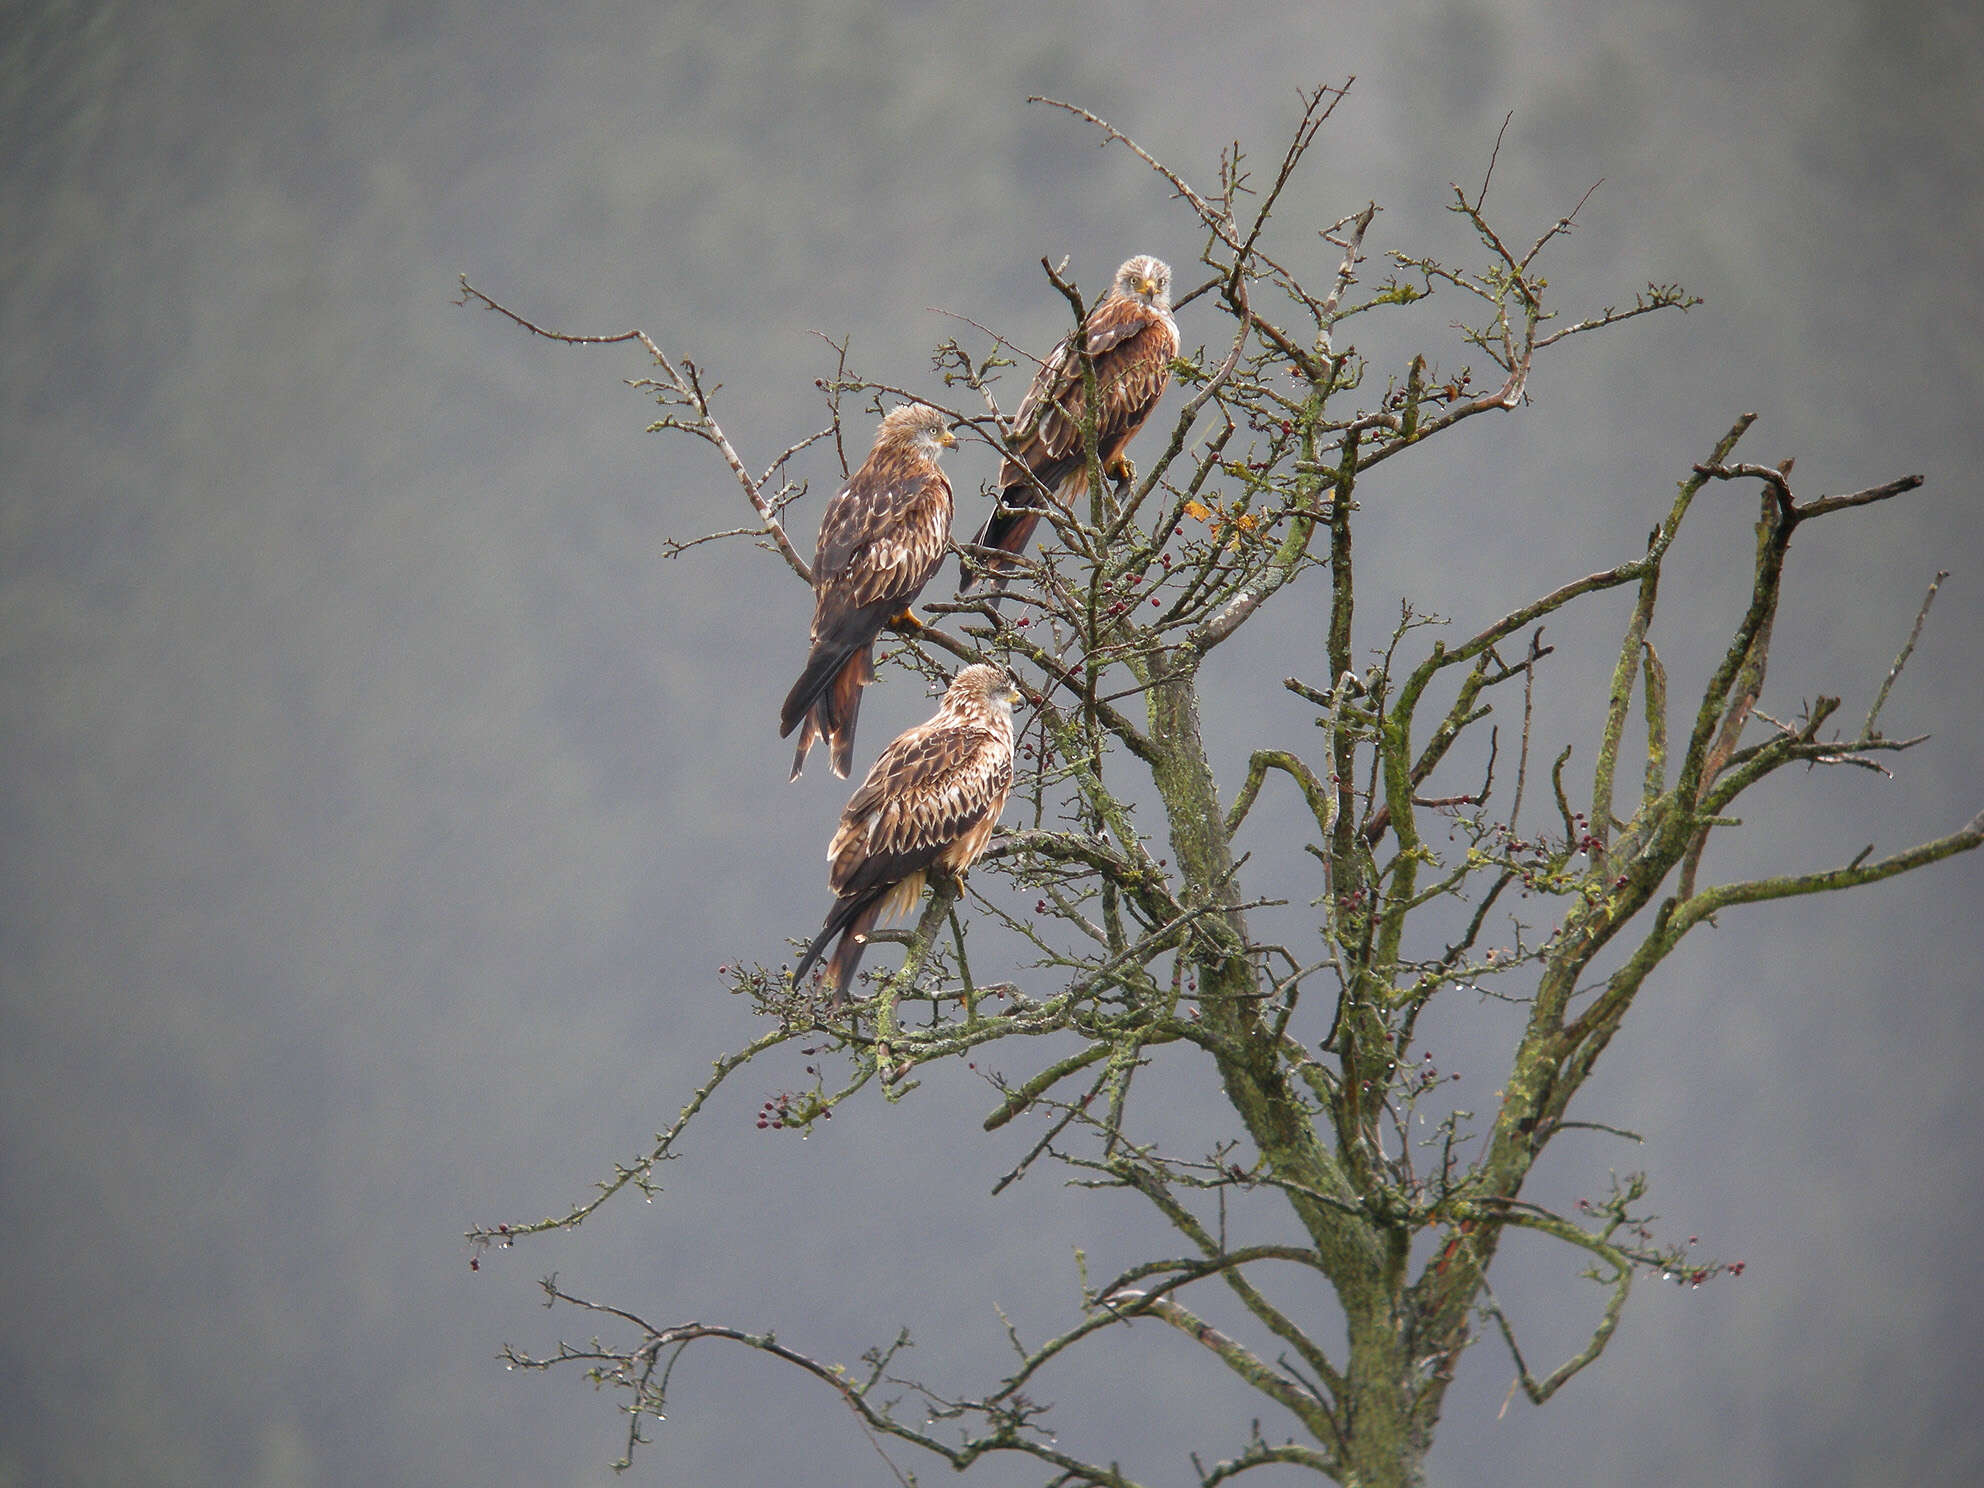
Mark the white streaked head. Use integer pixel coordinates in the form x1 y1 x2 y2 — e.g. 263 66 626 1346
876 401 958 457
1114 255 1172 309
944 663 1023 721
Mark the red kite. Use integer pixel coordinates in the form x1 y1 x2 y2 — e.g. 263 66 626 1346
781 403 956 779
962 254 1178 587
792 664 1021 1000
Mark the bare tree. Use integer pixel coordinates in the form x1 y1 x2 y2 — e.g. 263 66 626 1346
459 82 1980 1487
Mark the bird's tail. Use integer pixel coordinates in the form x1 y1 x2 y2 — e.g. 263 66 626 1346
959 504 1042 593
791 871 928 1004
790 889 885 1004
779 643 873 780
958 460 1084 592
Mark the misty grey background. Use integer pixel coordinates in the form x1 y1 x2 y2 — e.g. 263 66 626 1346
4 1 1980 1483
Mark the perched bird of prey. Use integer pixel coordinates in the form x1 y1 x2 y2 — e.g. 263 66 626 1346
791 664 1021 1000
781 402 958 780
961 254 1178 589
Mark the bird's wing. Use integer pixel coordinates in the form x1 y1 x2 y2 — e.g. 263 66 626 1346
829 720 1013 897
814 462 954 622
1001 300 1174 488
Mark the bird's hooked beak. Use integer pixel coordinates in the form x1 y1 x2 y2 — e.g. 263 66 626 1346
939 426 959 449
1136 276 1159 297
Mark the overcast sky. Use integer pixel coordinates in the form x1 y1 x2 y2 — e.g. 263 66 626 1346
4 2 1981 1484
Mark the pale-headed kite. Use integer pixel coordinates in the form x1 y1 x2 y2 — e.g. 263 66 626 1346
781 402 957 780
962 254 1178 588
791 664 1021 1000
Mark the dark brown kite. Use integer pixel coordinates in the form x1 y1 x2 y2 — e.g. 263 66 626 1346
961 254 1178 588
780 402 956 780
791 664 1020 1000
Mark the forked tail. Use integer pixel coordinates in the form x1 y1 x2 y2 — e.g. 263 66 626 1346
790 888 886 1003
779 643 872 779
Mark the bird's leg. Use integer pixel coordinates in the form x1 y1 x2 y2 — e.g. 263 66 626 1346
888 606 925 632
1107 454 1136 490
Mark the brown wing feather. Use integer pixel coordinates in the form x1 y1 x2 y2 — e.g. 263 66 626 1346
1097 312 1179 460
1083 293 1160 356
965 296 1178 584
828 719 1012 900
1003 330 1084 483
814 456 953 600
1001 296 1176 490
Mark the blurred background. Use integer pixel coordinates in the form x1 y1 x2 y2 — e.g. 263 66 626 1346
4 1 1979 1483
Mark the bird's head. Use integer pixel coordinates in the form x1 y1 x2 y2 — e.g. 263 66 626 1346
878 401 958 458
1115 254 1173 309
947 663 1024 719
